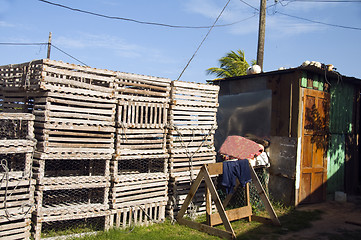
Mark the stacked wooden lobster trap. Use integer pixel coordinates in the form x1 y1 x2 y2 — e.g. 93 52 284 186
0 113 36 240
110 72 171 228
0 59 220 238
1 59 116 239
167 81 219 220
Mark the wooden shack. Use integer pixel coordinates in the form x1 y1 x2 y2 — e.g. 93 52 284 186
211 64 361 205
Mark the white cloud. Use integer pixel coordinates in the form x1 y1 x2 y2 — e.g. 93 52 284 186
183 0 336 36
0 21 15 28
55 33 141 58
54 32 176 64
185 0 255 22
266 14 327 38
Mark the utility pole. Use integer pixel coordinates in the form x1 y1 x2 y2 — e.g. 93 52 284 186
47 32 52 59
256 0 266 71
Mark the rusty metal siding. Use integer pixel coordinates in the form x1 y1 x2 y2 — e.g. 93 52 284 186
329 82 353 134
327 82 354 195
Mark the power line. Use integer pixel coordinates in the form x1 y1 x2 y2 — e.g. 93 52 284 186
38 0 246 29
239 0 259 11
50 44 88 66
0 42 88 66
281 0 361 2
276 11 361 30
177 0 231 81
0 42 47 46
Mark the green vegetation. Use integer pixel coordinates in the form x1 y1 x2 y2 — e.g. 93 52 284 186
206 49 252 79
69 204 324 240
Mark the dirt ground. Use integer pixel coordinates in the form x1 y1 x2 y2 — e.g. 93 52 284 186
279 196 361 240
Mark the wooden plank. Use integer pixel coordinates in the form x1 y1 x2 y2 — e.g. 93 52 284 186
116 72 171 86
202 166 234 235
0 113 34 121
177 218 233 240
39 83 114 98
171 80 219 92
176 168 205 219
249 162 281 226
43 59 116 76
34 122 115 132
210 205 252 226
42 75 113 93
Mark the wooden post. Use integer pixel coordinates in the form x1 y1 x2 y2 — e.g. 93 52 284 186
206 187 212 225
245 183 251 222
256 0 266 71
47 32 52 59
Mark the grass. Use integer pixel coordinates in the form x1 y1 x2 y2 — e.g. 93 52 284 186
69 220 220 240
67 203 324 240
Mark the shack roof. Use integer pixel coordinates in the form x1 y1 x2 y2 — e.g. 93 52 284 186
209 65 361 85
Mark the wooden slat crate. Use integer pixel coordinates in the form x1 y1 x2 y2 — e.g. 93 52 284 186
168 105 218 130
170 80 219 107
34 150 113 160
117 100 168 128
0 179 35 223
167 129 215 152
0 218 31 240
0 152 34 180
32 158 110 183
167 178 208 220
33 93 116 132
0 113 34 139
0 60 42 91
0 180 35 220
0 59 116 95
33 186 109 223
115 72 171 103
32 212 111 240
0 140 36 155
33 91 116 125
110 201 166 228
0 91 34 113
168 152 216 179
116 128 167 157
112 156 168 177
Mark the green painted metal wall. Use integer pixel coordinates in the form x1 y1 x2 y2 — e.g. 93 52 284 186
327 81 354 194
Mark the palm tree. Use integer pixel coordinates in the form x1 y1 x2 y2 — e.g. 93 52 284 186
206 50 251 79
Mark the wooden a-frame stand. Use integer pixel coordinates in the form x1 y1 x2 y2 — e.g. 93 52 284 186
176 162 281 239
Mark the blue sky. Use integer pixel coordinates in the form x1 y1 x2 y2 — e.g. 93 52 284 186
0 0 360 83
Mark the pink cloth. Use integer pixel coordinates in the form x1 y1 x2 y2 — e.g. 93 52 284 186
219 135 264 159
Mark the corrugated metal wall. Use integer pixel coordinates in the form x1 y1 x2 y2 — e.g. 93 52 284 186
327 81 354 195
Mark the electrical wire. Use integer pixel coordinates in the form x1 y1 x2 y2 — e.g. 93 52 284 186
38 0 248 29
50 44 89 66
0 42 89 66
0 43 47 46
239 0 259 11
176 0 232 81
275 11 361 30
281 0 361 2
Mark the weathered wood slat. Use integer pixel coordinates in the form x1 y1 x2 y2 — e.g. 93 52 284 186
34 151 113 160
36 95 116 109
171 80 219 91
34 122 115 132
116 72 171 86
42 75 114 93
39 84 114 98
44 90 116 103
43 59 116 76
